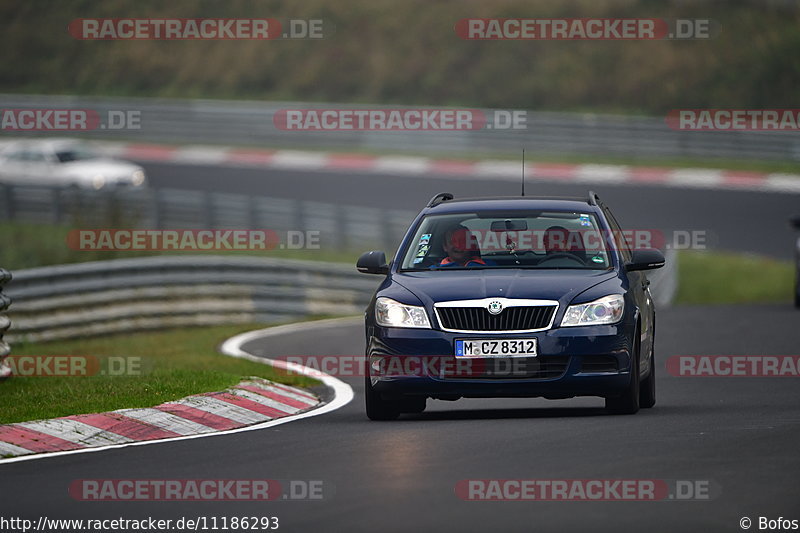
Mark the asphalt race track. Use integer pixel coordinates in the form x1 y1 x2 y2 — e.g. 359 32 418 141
141 161 799 259
1 303 798 532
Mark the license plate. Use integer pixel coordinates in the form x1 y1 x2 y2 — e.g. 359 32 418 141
455 339 537 358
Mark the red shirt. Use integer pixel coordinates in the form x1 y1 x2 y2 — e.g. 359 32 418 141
439 256 487 267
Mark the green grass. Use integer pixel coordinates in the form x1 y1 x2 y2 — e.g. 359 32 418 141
0 222 360 270
0 323 320 425
676 251 795 305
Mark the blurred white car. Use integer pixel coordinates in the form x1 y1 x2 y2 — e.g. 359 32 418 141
0 139 147 189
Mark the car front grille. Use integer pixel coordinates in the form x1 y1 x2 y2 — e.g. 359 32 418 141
436 305 557 332
442 356 569 380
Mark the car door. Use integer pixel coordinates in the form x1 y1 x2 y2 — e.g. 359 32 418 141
24 146 58 185
0 147 30 183
602 204 655 376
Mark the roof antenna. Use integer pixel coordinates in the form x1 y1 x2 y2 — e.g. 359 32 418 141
521 149 526 196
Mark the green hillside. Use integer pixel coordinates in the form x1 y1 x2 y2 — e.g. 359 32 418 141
1 0 798 113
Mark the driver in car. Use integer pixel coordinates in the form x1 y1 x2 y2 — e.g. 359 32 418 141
543 225 587 264
436 225 491 268
543 225 569 254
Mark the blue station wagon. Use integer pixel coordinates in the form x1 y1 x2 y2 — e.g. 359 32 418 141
357 192 665 420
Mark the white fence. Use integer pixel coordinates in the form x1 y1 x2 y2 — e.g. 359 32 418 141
4 256 379 342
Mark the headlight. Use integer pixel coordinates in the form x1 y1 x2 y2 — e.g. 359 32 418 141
92 175 105 189
131 170 146 186
561 294 624 327
375 297 431 328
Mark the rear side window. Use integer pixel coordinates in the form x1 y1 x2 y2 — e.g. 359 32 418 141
55 148 95 162
4 149 25 161
25 150 47 162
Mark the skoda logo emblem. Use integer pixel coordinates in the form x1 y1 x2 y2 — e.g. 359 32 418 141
487 300 503 315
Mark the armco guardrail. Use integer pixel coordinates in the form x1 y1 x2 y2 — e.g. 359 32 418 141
0 182 415 252
0 269 11 378
1 94 798 161
5 256 379 343
5 252 676 344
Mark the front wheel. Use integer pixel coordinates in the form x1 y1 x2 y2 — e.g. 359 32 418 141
399 396 426 414
606 330 641 415
365 376 400 421
639 339 656 409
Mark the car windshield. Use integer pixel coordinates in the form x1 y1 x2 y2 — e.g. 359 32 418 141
400 210 612 270
55 146 97 163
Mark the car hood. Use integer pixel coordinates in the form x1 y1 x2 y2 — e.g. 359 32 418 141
392 268 619 308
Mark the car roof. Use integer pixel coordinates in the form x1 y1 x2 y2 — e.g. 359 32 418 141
423 196 600 214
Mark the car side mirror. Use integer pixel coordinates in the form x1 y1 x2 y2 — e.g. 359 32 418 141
626 249 665 272
790 215 800 230
357 251 389 275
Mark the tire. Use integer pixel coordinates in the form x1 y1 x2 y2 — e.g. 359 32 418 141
639 338 656 409
365 375 400 421
399 396 426 414
606 329 641 415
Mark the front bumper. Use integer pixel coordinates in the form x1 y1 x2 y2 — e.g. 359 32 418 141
367 323 634 400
